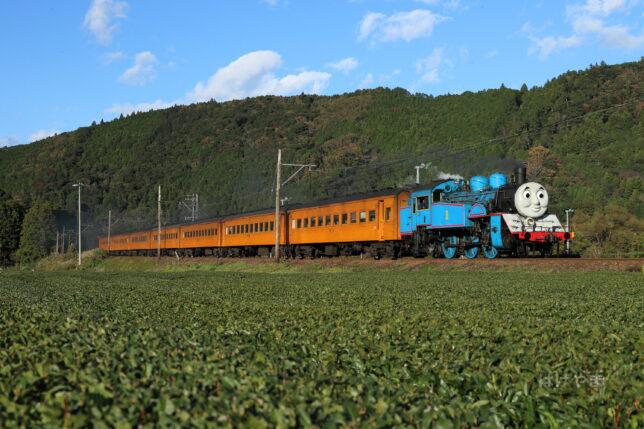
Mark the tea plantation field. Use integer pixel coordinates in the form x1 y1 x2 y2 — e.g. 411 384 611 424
0 271 641 427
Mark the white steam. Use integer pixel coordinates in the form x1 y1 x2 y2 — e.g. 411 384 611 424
437 171 464 180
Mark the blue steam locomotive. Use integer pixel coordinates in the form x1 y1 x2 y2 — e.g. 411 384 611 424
400 167 571 258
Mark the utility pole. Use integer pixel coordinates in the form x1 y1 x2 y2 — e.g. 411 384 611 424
107 209 111 254
273 149 316 261
72 183 83 266
56 231 59 254
157 185 161 260
274 149 282 261
62 225 65 254
565 208 574 255
414 162 432 185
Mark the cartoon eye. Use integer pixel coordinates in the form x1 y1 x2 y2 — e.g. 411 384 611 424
524 191 531 199
538 192 545 199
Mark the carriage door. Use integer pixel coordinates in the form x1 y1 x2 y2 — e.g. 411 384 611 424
378 200 385 240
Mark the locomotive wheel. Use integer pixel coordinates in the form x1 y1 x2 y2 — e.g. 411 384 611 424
441 236 459 259
464 237 479 259
482 245 499 259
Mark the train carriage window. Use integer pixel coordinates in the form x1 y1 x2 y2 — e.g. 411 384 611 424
250 224 254 233
304 218 309 227
369 210 376 222
270 221 274 231
333 214 339 225
265 221 269 231
385 207 392 221
350 212 356 223
417 196 429 210
342 213 348 224
255 223 259 232
412 199 416 214
245 224 249 233
318 216 323 226
359 211 367 223
311 217 316 227
297 219 302 228
292 220 297 229
432 190 443 203
325 215 331 226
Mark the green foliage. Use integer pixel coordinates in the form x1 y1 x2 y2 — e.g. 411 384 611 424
0 60 641 255
0 271 641 426
0 190 24 267
15 201 56 263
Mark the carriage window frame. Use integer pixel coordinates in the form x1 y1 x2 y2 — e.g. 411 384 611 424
385 207 392 221
342 213 348 224
368 210 376 222
350 212 357 223
359 211 367 223
325 215 331 226
333 214 339 225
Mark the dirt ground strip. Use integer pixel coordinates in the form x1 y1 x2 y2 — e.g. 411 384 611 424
168 256 643 273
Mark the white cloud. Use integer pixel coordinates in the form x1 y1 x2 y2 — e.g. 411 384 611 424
358 73 375 88
416 48 444 83
0 136 21 147
524 0 643 57
186 50 331 102
572 15 644 48
118 51 157 85
567 0 631 17
83 0 128 45
327 57 359 74
29 129 59 143
529 35 583 59
102 51 124 64
106 99 173 116
415 0 460 9
358 9 446 43
358 12 385 41
485 49 499 58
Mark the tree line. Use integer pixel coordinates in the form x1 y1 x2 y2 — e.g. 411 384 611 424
0 59 641 262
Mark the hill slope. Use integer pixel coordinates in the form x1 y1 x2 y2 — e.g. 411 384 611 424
0 60 642 255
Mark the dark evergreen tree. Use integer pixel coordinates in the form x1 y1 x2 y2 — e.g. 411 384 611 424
16 201 56 263
0 190 24 267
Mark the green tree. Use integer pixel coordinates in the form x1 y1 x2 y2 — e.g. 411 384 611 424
0 190 24 267
16 200 56 263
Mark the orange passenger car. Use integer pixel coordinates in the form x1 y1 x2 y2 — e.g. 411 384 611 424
287 189 409 258
98 189 410 259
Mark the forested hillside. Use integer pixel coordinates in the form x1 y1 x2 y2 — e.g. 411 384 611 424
0 59 641 256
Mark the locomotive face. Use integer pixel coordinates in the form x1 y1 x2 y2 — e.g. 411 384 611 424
514 182 549 218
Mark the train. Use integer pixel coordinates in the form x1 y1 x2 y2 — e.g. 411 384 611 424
98 167 573 259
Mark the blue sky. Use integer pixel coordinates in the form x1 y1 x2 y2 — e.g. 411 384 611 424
1 0 642 146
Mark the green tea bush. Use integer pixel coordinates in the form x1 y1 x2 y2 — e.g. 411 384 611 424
0 271 641 427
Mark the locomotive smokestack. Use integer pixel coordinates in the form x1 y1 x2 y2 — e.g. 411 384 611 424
515 166 526 185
